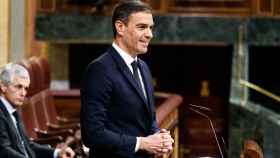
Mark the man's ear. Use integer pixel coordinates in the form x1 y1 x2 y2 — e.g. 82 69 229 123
115 20 126 36
0 83 7 93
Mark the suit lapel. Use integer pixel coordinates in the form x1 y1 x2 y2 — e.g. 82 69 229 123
109 47 149 108
15 111 34 157
0 101 21 138
138 60 153 109
0 100 31 157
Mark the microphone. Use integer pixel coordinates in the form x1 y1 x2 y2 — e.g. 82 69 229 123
189 104 212 112
220 136 228 157
189 104 225 158
189 104 228 156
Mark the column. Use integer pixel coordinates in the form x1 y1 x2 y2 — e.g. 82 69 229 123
0 0 9 67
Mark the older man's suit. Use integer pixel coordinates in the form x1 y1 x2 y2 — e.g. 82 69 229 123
0 100 54 158
81 47 159 158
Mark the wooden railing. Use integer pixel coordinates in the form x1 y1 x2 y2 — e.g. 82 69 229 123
155 92 183 158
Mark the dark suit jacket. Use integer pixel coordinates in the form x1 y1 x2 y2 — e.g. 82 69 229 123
81 47 159 158
0 100 54 158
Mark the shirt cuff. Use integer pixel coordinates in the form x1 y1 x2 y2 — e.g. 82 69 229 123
54 148 61 158
135 137 141 152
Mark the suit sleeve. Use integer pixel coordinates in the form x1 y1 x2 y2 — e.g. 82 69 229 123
149 84 160 134
150 111 160 134
81 62 136 155
29 141 54 158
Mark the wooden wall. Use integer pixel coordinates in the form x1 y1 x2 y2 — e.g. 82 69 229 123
36 0 280 17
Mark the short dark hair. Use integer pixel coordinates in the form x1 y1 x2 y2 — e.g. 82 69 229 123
112 0 152 37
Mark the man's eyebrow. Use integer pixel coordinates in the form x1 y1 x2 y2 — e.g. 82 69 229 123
136 23 148 26
136 23 154 27
14 83 29 88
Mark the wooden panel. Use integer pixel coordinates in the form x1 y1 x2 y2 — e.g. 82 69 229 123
37 0 56 12
274 0 280 15
34 0 280 17
254 0 280 19
257 0 273 15
37 0 118 14
167 0 253 15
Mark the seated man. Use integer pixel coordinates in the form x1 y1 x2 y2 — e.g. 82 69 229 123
0 63 75 158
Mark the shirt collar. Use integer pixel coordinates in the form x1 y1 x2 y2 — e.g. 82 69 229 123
112 42 138 66
0 96 16 115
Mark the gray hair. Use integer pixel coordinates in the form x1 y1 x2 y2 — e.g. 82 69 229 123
0 63 30 86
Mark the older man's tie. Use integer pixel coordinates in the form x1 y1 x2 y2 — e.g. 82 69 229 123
13 111 30 158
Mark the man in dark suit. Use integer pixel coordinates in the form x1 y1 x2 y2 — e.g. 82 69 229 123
81 1 174 158
0 63 75 158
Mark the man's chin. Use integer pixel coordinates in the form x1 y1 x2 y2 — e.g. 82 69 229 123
14 102 24 107
138 48 148 54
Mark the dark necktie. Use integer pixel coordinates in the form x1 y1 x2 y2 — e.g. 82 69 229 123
131 60 143 90
13 111 30 158
131 60 148 100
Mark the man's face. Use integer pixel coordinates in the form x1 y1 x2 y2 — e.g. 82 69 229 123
0 75 30 107
117 12 154 57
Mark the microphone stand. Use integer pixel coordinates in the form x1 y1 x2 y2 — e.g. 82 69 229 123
189 104 224 158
